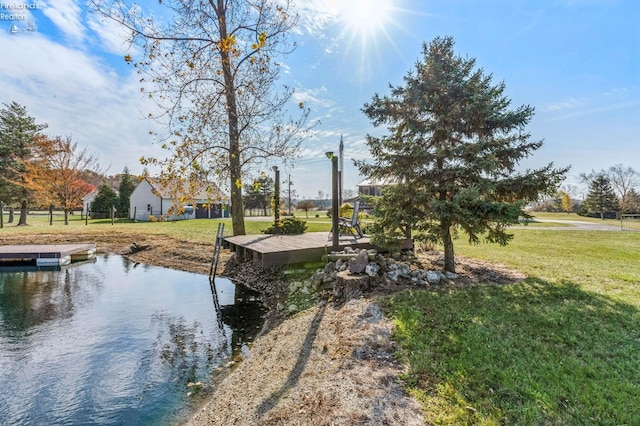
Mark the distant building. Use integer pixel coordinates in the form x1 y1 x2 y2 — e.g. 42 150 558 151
357 178 388 197
129 177 229 221
355 178 394 210
81 189 98 216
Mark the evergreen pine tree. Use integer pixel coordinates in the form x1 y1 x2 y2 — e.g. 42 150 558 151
117 167 137 218
0 102 47 225
581 173 618 219
90 182 119 218
357 37 568 272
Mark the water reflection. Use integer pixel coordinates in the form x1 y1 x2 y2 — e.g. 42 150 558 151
0 261 102 333
0 255 265 425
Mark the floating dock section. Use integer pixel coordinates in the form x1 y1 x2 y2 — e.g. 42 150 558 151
0 243 96 266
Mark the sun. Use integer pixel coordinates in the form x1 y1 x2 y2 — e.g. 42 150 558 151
322 0 401 80
339 0 395 37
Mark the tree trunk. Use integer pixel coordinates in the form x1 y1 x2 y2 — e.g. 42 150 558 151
8 206 14 223
333 270 371 306
17 200 28 226
228 134 245 236
442 223 455 273
217 0 245 236
64 209 69 225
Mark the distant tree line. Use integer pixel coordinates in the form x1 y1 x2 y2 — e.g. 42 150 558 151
530 164 640 219
0 101 138 226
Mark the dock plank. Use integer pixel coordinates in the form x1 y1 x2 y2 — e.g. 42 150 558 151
224 232 374 266
0 243 96 261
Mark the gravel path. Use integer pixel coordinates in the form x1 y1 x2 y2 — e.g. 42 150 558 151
186 299 425 426
515 218 622 231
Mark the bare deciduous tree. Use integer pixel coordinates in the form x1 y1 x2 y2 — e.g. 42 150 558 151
23 136 102 225
580 165 638 217
91 0 312 235
608 164 638 215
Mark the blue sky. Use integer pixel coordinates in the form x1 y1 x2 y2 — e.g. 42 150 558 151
1 0 638 199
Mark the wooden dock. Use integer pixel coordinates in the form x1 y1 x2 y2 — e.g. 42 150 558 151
0 243 96 266
225 232 375 266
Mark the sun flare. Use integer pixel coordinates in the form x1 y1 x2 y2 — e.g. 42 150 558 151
322 0 401 80
340 0 394 36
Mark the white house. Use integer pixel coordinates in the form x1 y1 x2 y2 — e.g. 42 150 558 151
129 177 229 221
81 189 98 216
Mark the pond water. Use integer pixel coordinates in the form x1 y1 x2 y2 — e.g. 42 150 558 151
0 254 266 425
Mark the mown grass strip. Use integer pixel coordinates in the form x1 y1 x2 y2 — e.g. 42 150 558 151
0 213 333 243
384 228 640 424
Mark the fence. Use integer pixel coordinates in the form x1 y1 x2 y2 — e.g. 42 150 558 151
0 208 122 227
620 214 640 232
131 209 164 222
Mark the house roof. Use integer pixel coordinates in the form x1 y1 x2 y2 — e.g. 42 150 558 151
81 189 97 201
357 177 395 187
145 177 228 202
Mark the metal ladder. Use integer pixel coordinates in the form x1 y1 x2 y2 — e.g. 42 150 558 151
209 222 225 281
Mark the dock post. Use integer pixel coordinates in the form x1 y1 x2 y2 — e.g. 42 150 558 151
326 151 339 250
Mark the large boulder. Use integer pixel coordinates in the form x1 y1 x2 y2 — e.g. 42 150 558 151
348 249 369 274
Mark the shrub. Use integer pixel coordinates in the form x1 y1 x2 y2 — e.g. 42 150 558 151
339 202 353 218
262 217 307 234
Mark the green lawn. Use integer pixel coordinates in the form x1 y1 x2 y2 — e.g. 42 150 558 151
0 211 332 243
528 211 620 225
384 229 640 424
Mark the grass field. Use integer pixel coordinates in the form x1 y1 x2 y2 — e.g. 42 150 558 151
385 226 640 424
0 210 333 243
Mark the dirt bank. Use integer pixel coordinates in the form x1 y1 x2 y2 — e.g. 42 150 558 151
1 232 524 425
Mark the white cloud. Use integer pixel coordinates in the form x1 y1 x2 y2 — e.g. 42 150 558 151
276 61 291 74
0 33 115 91
40 0 85 40
542 97 584 112
539 90 640 122
291 0 338 36
0 31 164 175
292 86 335 109
87 13 135 55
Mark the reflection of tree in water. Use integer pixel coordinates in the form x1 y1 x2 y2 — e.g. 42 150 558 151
215 281 267 357
0 266 102 333
147 313 224 395
142 281 267 398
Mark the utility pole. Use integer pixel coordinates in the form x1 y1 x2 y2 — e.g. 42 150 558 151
287 174 292 215
272 166 280 234
338 134 344 207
